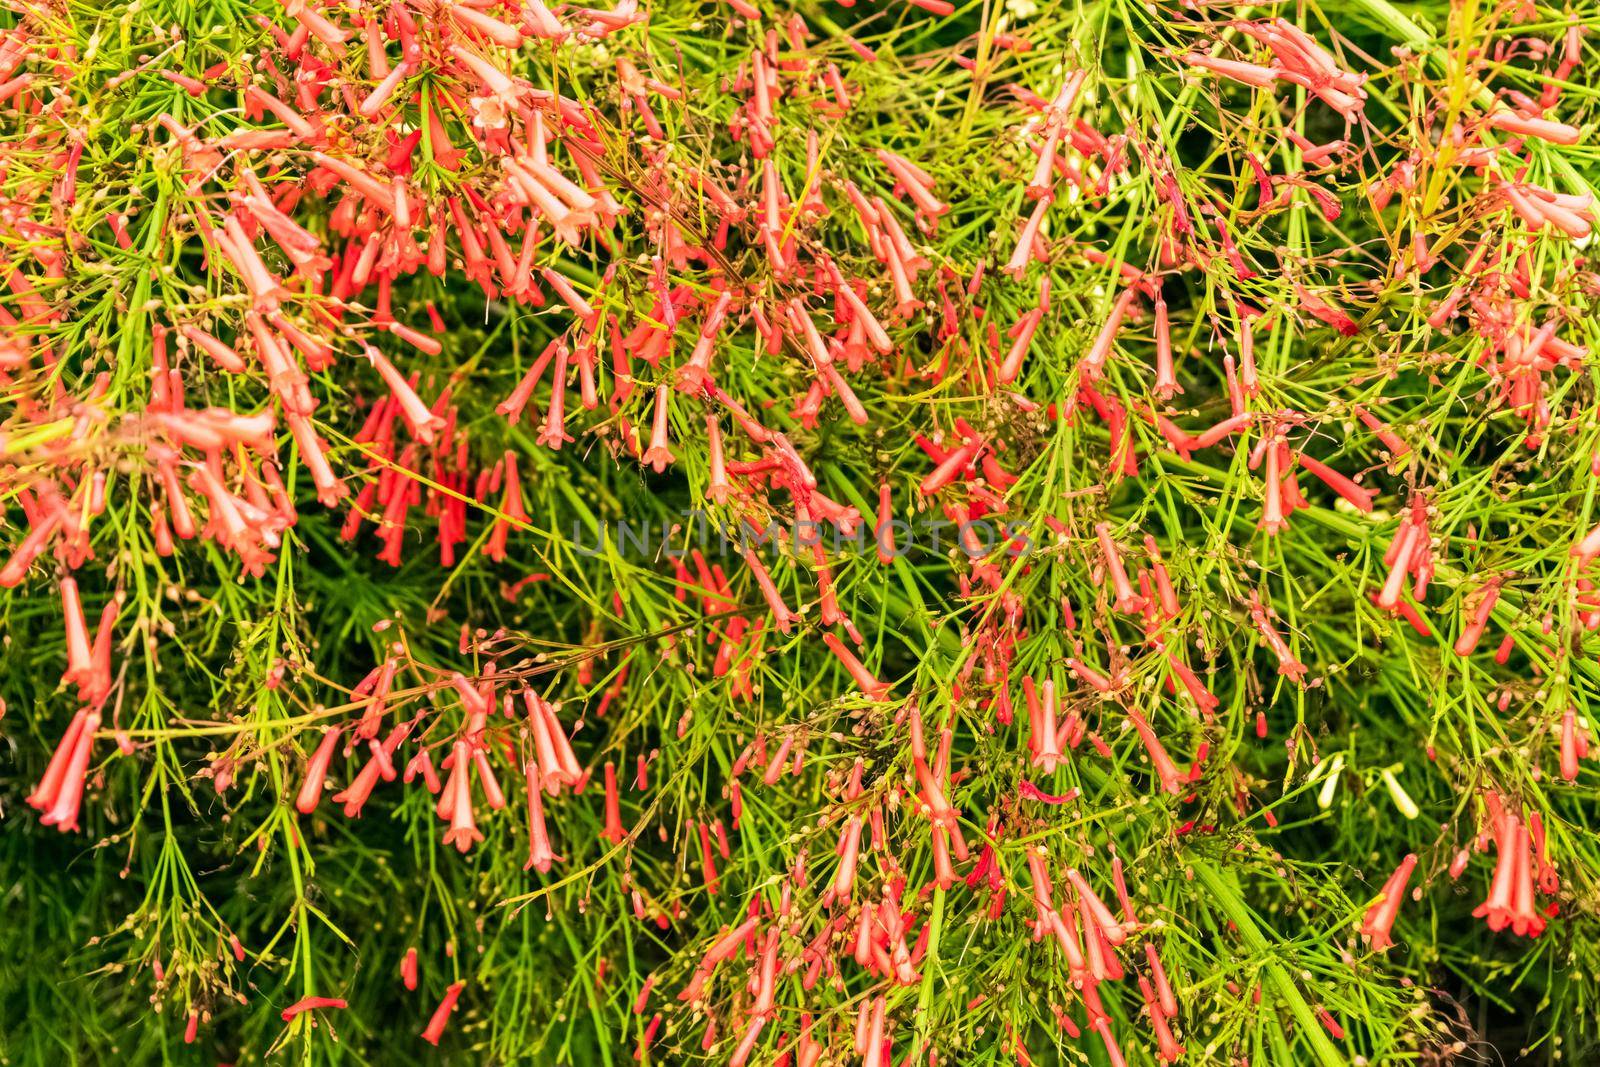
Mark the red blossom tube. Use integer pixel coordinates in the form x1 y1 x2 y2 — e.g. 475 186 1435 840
1189 412 1252 450
1153 296 1180 397
59 577 92 689
1260 441 1287 535
497 339 563 425
1361 853 1417 951
524 761 556 873
1561 708 1582 781
536 343 573 449
823 633 889 700
1248 597 1306 680
365 347 443 443
1066 868 1128 945
1487 110 1582 145
284 411 347 506
1143 536 1180 617
1453 582 1501 656
643 385 675 472
440 740 483 853
1185 53 1280 88
1296 452 1372 513
1473 813 1519 932
1572 519 1600 565
743 549 795 633
1146 943 1178 1018
1080 287 1138 381
919 440 979 496
281 996 348 1021
828 814 864 903
601 760 625 844
1095 523 1143 614
294 726 343 814
1375 524 1417 610
359 61 412 119
27 710 87 813
1141 976 1185 1062
1126 708 1184 795
0 503 65 586
875 482 897 564
420 981 465 1045
179 324 248 373
38 710 98 833
1003 197 1051 277
1353 404 1409 459
1000 308 1042 383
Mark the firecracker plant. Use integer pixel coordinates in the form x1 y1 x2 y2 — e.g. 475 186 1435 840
2 0 1600 1062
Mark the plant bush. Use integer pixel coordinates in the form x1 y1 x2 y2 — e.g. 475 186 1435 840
1 0 1599 1063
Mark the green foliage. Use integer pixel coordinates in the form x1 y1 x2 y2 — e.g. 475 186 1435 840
1 0 1599 1063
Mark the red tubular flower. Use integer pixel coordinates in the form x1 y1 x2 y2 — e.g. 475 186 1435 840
1080 288 1138 381
1375 523 1417 611
440 740 483 853
1296 452 1372 513
284 411 347 507
1137 976 1183 1062
600 760 626 845
1095 523 1144 614
32 710 99 832
364 346 443 443
1092 1014 1128 1067
1003 197 1051 278
1146 943 1178 1018
826 814 864 904
535 342 573 449
1361 853 1417 951
1560 708 1582 781
281 995 348 1022
874 481 898 564
497 338 563 425
1573 519 1600 565
0 497 66 586
1023 677 1055 770
420 981 466 1045
1259 440 1288 535
918 439 979 496
59 577 93 691
1248 595 1306 681
1142 536 1180 618
1352 403 1408 457
642 385 675 472
526 691 584 790
1126 708 1184 795
333 719 414 817
743 549 794 633
705 414 731 504
1185 53 1280 88
1453 581 1501 657
294 725 343 815
822 633 889 700
1473 810 1546 937
1152 296 1180 398
523 760 557 873
1067 868 1129 946
485 451 528 561
1487 109 1582 145
696 820 720 894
